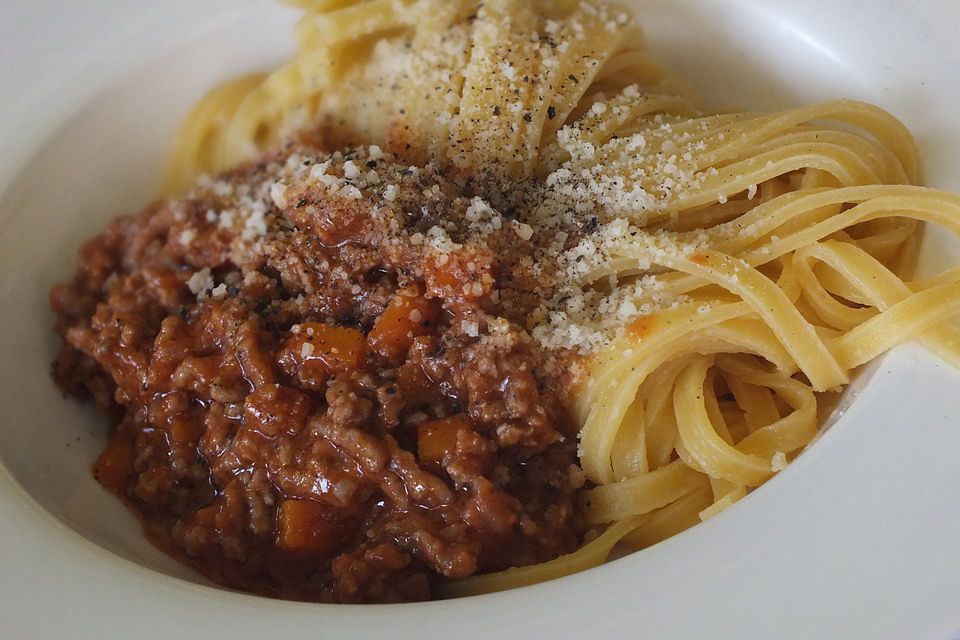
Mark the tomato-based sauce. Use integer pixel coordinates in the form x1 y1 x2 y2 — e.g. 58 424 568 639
50 144 585 603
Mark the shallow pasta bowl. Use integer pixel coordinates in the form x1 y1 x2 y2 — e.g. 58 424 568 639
1 0 960 637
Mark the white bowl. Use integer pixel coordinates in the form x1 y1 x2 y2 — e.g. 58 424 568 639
2 1 959 637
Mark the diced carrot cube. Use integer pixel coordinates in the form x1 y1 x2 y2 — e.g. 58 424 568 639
276 498 346 555
368 287 440 361
424 255 463 292
417 414 474 467
281 323 366 375
423 249 495 302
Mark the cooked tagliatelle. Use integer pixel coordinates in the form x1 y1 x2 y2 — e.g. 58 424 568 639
163 0 960 596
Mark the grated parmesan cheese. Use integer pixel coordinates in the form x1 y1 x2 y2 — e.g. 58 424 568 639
186 267 214 298
178 228 196 245
343 160 361 179
771 452 788 472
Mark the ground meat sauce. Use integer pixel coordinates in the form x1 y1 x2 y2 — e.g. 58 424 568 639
50 142 586 603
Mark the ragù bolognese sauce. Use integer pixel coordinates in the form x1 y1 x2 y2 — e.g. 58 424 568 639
50 143 587 603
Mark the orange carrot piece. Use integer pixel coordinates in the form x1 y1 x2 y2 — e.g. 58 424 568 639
283 323 366 374
423 250 495 301
276 498 346 555
417 414 474 467
368 287 440 361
